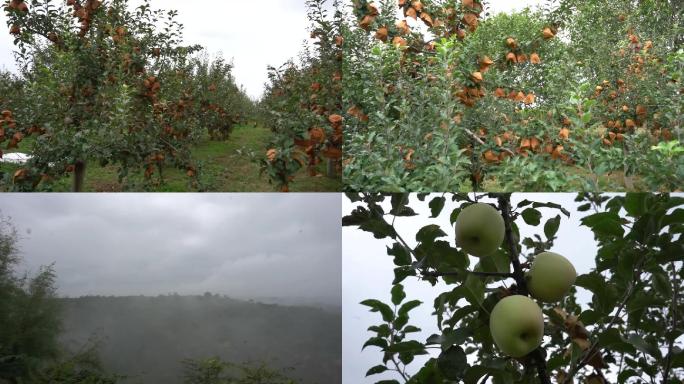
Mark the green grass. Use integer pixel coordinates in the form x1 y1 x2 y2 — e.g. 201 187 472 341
0 125 341 192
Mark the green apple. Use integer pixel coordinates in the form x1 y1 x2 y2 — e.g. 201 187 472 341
489 295 544 358
526 252 577 303
455 203 505 257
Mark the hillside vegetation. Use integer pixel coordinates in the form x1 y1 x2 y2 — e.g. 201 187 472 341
58 295 342 384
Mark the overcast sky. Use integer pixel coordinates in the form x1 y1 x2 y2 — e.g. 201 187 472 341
342 193 635 383
0 193 341 305
0 0 546 99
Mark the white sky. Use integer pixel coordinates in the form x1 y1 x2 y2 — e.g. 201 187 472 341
342 193 684 383
0 0 545 100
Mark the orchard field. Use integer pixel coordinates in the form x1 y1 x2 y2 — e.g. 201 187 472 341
343 0 683 192
0 0 342 192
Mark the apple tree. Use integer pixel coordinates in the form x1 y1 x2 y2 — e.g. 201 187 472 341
184 55 255 142
343 0 682 191
343 192 683 383
3 0 205 191
257 0 344 192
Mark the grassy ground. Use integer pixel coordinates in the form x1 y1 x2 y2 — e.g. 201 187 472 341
0 125 341 192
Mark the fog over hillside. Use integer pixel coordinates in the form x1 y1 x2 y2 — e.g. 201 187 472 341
58 295 341 384
0 193 342 383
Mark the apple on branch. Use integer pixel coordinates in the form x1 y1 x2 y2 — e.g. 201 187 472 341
455 203 505 257
490 295 544 358
526 252 577 303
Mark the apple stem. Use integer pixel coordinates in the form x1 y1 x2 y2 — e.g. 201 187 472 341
498 194 552 384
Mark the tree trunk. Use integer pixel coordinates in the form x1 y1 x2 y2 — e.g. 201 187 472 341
326 159 339 178
72 160 86 192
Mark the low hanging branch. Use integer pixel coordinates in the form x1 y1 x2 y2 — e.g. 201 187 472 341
562 249 649 384
498 194 552 384
422 270 514 279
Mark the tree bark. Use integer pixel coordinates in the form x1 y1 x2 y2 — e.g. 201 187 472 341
72 160 86 192
498 194 552 384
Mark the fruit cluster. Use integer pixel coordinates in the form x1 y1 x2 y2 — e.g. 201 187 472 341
453 203 577 358
67 0 101 37
590 32 673 146
0 109 24 151
5 0 28 35
142 76 161 102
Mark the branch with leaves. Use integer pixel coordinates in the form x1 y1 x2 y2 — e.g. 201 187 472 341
345 192 684 384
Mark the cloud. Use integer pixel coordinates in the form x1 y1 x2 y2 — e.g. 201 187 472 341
0 193 341 305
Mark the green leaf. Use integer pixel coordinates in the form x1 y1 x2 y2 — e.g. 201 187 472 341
618 369 639 384
391 284 406 306
531 202 571 217
361 299 395 322
437 346 468 380
427 240 469 270
663 208 684 229
387 243 412 266
398 300 422 317
403 325 421 333
450 208 462 226
362 337 388 350
393 266 416 285
544 215 561 239
578 309 601 325
366 365 388 376
368 324 391 338
597 328 628 349
626 334 662 359
386 340 426 354
652 271 672 296
574 273 607 294
416 224 447 244
407 359 443 383
441 328 471 347
390 194 417 216
581 212 625 237
343 207 396 239
672 349 684 368
464 365 495 384
521 208 542 226
477 250 510 274
461 274 485 306
429 196 446 218
375 380 400 384
624 194 647 217
393 315 409 330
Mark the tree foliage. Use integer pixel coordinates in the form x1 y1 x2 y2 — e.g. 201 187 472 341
257 0 344 192
343 192 684 383
2 0 254 191
343 0 683 191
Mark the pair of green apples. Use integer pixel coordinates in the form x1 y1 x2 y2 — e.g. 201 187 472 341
454 203 577 358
